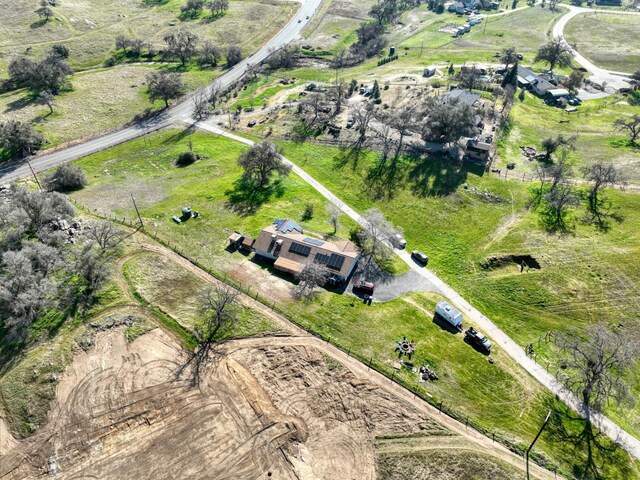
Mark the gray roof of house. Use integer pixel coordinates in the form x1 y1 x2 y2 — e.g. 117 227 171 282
445 89 481 106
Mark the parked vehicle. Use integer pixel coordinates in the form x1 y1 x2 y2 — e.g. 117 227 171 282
346 118 355 128
435 300 463 330
353 280 375 295
464 327 492 352
391 234 406 249
411 250 428 264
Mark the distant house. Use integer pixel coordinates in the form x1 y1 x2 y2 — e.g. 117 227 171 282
517 66 556 96
465 140 491 164
445 89 481 107
448 1 465 13
423 67 437 78
253 219 360 283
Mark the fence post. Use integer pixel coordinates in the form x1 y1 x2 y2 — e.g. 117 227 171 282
368 358 372 370
438 401 443 414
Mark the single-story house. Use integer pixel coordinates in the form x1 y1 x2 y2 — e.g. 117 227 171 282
465 140 491 164
448 1 465 13
445 88 481 107
517 66 557 96
254 219 360 283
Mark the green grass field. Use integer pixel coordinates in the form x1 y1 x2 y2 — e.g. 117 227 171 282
390 6 564 66
498 94 640 182
564 12 640 73
0 0 297 74
56 128 640 478
122 250 283 337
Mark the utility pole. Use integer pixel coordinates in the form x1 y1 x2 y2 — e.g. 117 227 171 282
526 410 552 480
131 194 144 229
26 157 43 192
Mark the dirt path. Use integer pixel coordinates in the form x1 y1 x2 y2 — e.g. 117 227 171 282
191 120 640 460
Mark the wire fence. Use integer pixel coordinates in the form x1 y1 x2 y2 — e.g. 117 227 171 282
74 202 562 477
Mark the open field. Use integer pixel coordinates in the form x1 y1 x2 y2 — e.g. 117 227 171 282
390 6 564 66
0 66 215 149
122 250 283 336
564 12 640 73
55 128 639 477
498 94 640 182
301 0 377 54
0 0 297 74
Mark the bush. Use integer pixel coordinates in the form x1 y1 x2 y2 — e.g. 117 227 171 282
177 150 197 166
44 164 88 192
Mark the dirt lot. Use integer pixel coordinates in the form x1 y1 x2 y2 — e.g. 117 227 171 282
0 324 548 479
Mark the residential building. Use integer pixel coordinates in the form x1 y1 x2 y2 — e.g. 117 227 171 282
253 219 360 283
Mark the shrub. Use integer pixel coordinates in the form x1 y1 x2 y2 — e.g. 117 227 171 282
177 150 197 166
44 164 88 192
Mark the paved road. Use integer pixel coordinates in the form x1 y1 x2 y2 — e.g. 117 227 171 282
193 120 640 461
553 5 639 91
0 0 322 183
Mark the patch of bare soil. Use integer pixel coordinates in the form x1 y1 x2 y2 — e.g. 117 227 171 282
0 417 17 455
0 326 452 480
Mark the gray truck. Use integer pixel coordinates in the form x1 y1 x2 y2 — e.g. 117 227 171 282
464 327 492 353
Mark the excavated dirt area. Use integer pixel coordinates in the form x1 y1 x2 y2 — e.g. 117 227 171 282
0 327 546 479
0 329 443 479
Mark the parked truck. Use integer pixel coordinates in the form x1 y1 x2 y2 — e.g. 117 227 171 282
464 327 492 353
435 301 463 331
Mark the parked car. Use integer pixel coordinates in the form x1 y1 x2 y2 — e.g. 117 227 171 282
411 250 428 264
390 233 406 249
247 120 256 127
353 280 375 295
516 53 523 60
464 327 492 353
346 118 355 128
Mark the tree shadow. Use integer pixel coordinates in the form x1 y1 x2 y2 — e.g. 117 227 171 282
142 0 169 5
30 19 49 29
409 154 468 197
4 94 35 113
225 177 285 216
544 397 634 480
202 12 225 23
365 155 407 200
178 10 203 21
539 207 576 234
161 123 197 144
333 145 365 171
582 207 624 233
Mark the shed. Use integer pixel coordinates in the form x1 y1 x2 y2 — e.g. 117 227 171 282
435 301 463 329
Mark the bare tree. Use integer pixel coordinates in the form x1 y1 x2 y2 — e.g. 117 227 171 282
327 81 347 115
548 0 561 11
421 96 480 152
613 114 640 144
192 90 211 120
293 262 327 301
556 322 638 422
583 163 626 214
207 85 221 108
543 182 579 230
198 41 222 67
86 221 126 254
541 134 576 161
237 141 291 186
352 102 375 149
188 285 239 383
74 241 113 303
327 202 342 235
358 208 398 262
164 30 199 66
208 0 230 16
